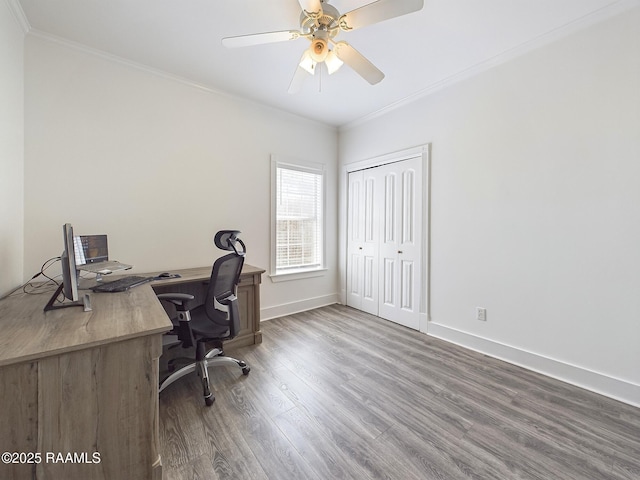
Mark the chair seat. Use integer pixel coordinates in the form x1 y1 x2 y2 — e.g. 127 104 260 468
183 304 231 340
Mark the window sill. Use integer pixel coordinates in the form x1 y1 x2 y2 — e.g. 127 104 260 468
269 268 327 283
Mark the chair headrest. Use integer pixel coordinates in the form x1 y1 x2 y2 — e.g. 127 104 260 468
214 230 246 255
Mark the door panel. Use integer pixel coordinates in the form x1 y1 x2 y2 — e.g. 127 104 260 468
382 256 395 306
347 173 363 309
346 170 378 315
401 259 414 310
348 254 361 300
402 169 415 244
365 177 376 242
363 255 375 302
383 173 396 243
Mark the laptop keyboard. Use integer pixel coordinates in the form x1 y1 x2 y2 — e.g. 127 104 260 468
78 261 131 273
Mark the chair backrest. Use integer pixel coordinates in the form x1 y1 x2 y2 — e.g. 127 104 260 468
203 250 245 337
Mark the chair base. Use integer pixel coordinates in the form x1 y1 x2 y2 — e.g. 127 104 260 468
159 345 250 406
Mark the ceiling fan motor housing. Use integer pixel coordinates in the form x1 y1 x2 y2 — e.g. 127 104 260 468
301 3 339 63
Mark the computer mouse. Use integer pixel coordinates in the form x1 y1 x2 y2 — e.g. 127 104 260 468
158 272 172 278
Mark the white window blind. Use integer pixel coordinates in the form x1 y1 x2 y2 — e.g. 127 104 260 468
275 164 324 273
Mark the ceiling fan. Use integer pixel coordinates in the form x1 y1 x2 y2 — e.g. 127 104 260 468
222 0 424 93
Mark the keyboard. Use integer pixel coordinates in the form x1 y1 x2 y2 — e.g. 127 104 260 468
92 275 154 293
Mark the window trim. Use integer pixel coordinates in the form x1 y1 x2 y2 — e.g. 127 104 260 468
270 155 326 282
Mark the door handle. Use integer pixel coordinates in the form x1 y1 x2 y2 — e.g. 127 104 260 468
398 250 403 254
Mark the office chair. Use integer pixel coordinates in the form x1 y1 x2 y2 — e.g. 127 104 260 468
158 230 250 406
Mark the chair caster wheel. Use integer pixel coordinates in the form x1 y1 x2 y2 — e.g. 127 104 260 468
242 366 251 375
203 379 214 406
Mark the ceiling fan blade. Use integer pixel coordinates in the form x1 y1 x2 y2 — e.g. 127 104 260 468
333 41 384 85
222 30 301 48
288 64 312 94
298 0 323 19
339 0 424 31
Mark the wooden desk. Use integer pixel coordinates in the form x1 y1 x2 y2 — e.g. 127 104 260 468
0 263 263 479
0 286 172 480
150 263 265 347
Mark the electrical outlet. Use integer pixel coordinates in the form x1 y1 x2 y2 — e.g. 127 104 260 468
476 307 487 321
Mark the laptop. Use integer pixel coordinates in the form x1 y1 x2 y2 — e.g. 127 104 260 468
74 234 132 274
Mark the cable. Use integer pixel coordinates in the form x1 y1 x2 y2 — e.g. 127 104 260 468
23 257 63 296
0 257 61 301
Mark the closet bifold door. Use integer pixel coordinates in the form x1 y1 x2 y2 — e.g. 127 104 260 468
377 158 422 330
346 157 422 330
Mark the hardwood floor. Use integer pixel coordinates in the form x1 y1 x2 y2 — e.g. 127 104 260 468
159 304 640 480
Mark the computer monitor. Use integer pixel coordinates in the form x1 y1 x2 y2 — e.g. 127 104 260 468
44 223 91 312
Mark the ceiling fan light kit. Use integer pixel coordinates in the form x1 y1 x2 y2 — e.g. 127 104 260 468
325 50 343 75
299 50 316 74
309 37 329 63
222 0 424 93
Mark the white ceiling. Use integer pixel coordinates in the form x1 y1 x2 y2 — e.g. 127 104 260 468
15 0 627 127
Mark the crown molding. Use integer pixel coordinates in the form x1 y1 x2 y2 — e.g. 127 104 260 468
341 0 640 131
27 29 336 132
5 0 30 33
27 29 229 97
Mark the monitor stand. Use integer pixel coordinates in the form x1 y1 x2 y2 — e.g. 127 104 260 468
44 283 92 312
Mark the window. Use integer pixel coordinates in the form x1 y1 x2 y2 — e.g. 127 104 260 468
271 157 325 278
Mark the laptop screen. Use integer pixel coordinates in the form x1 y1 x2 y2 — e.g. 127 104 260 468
74 235 109 265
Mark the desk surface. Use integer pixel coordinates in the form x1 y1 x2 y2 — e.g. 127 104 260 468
0 264 265 368
147 263 265 287
0 285 172 368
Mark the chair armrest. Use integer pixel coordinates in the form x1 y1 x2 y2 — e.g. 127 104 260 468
216 294 240 337
157 293 195 310
157 293 196 347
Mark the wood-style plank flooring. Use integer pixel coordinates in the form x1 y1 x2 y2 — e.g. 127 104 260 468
159 304 640 479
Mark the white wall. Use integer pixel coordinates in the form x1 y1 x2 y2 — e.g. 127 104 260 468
339 9 640 405
23 35 339 315
0 1 25 297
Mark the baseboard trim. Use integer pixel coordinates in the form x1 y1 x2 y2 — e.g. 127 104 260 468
260 294 339 321
427 322 640 408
